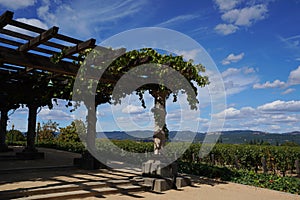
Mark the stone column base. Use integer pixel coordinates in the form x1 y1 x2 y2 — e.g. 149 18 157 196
142 159 177 178
143 176 191 192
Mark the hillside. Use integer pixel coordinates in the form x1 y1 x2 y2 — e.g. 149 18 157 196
97 130 300 145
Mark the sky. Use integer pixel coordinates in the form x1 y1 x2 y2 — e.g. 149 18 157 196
1 0 300 133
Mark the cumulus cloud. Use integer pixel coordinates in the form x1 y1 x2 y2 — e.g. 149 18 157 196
253 66 300 94
174 49 201 61
214 23 238 35
214 2 269 35
288 66 300 85
221 67 259 95
221 4 268 26
281 88 295 95
38 108 75 121
122 105 145 114
253 79 286 89
214 0 241 11
222 52 244 65
258 100 300 113
0 0 36 10
213 100 300 132
213 106 256 119
5 18 48 37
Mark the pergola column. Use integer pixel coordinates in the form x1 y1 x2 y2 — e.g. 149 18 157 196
24 104 38 152
74 103 104 169
0 108 9 152
86 103 97 151
16 103 44 159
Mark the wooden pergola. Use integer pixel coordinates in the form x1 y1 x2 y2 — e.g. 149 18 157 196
0 10 109 155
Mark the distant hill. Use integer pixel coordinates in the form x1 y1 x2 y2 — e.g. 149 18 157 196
97 130 300 145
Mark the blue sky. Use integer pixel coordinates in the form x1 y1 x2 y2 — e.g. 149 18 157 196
1 0 300 133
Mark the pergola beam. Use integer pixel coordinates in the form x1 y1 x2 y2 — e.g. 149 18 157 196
0 29 79 60
9 19 83 44
64 39 96 57
17 26 59 52
0 46 79 75
0 10 13 29
51 39 96 61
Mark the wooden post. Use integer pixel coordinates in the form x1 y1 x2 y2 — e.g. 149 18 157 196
234 155 240 169
296 159 300 177
261 157 268 173
211 153 215 165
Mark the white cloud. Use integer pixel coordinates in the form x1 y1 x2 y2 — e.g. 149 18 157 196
279 35 300 50
213 101 300 132
221 67 258 95
0 0 36 10
36 0 148 38
38 108 75 121
121 105 144 114
253 79 286 89
221 4 268 26
270 125 280 131
157 14 199 27
258 100 300 112
196 117 209 123
213 106 256 119
214 23 238 35
222 52 244 65
174 49 201 61
253 66 300 92
214 0 241 11
5 18 48 37
288 66 300 85
281 88 295 95
214 2 269 35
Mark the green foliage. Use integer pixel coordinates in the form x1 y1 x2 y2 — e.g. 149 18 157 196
37 120 59 142
281 141 299 147
57 120 85 143
232 170 300 194
178 161 236 181
6 129 25 143
36 141 85 153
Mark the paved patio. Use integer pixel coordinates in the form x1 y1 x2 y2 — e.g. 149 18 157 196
0 146 299 200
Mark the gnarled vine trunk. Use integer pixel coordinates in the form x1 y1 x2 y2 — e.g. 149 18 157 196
150 91 169 155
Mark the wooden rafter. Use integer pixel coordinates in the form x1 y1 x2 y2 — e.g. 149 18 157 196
0 11 13 29
17 26 59 52
51 39 96 61
0 46 79 76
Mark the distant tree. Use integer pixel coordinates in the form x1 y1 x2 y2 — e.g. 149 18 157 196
281 141 299 147
6 129 25 142
37 120 59 142
217 138 223 144
261 141 271 146
57 120 85 143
